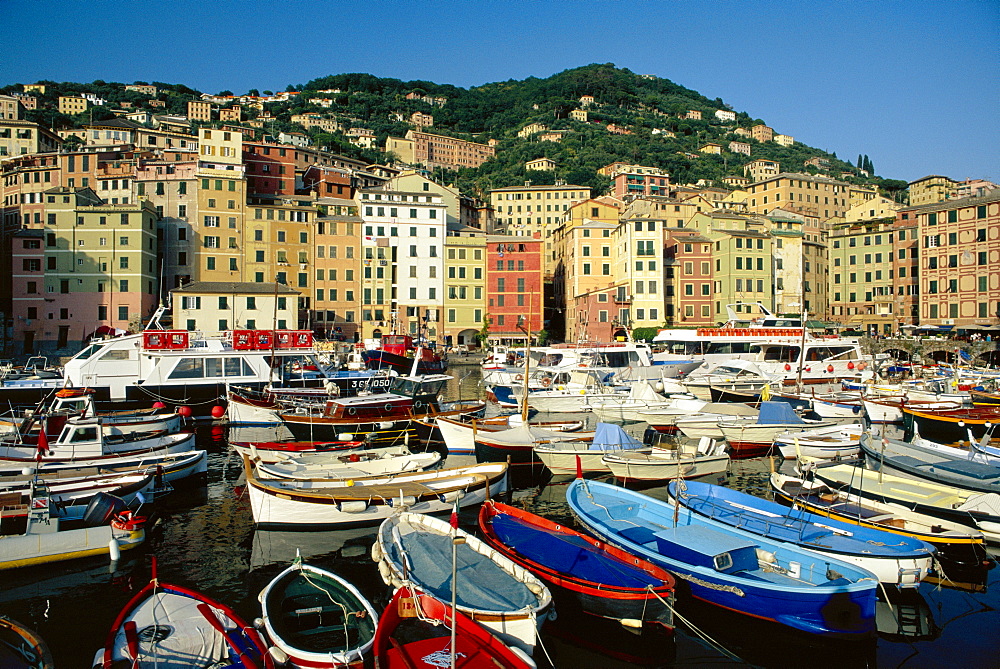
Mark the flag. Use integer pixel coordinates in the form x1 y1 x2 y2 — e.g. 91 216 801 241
450 499 460 530
35 421 48 462
760 383 771 401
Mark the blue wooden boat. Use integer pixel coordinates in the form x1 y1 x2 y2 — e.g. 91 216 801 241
479 500 676 630
860 432 1000 495
668 479 934 587
567 479 878 638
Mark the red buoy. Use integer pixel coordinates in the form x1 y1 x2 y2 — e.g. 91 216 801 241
211 405 225 419
827 365 835 373
177 406 193 418
152 401 166 409
784 363 791 371
847 362 855 370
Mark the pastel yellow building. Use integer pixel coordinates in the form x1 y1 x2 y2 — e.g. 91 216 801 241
187 100 212 122
774 134 794 147
908 175 958 206
58 96 88 115
525 157 556 171
699 143 722 155
570 109 588 122
443 230 487 347
746 172 851 221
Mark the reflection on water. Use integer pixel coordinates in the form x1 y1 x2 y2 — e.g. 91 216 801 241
2 366 1000 667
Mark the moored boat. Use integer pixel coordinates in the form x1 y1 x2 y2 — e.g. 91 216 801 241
372 586 536 669
430 414 584 456
902 406 1000 445
478 500 676 630
244 456 508 529
860 432 1000 495
373 511 552 654
256 449 441 480
0 616 54 669
567 478 878 638
258 557 378 668
668 479 934 586
93 560 272 668
719 401 839 459
603 438 730 484
774 424 863 460
770 472 990 564
534 422 644 474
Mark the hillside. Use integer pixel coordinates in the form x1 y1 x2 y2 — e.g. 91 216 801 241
3 64 908 199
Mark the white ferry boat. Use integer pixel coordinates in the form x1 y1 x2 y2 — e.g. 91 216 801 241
653 303 874 384
48 327 333 417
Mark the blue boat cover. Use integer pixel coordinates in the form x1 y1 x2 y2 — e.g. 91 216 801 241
490 512 661 588
589 422 645 451
757 401 805 425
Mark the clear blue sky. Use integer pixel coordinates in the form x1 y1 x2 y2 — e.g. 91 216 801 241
5 0 998 184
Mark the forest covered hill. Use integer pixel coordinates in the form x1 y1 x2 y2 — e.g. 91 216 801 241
3 64 908 200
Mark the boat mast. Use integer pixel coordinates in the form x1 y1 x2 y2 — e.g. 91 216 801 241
517 295 533 424
795 306 808 392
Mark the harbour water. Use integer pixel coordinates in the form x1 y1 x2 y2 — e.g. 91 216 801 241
2 364 999 667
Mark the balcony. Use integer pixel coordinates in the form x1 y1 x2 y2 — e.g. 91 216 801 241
613 294 632 304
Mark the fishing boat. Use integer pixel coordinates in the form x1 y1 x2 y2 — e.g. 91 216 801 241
719 402 840 459
902 406 1000 445
770 472 990 564
861 398 962 424
230 427 416 463
244 456 508 529
430 415 584 456
373 512 552 654
603 438 730 484
363 334 447 374
668 479 934 586
533 422 645 474
372 586 536 669
0 448 207 484
566 479 878 638
0 470 155 520
682 360 780 401
585 381 679 423
641 400 753 434
473 424 594 465
256 449 441 480
278 373 485 441
0 616 54 669
258 556 378 668
0 482 145 570
860 433 1000 495
522 369 630 413
806 462 1000 544
93 560 272 668
672 403 761 440
0 416 195 467
970 388 1000 407
479 500 676 630
774 424 863 460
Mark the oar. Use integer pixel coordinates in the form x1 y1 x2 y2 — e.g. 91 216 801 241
196 603 259 669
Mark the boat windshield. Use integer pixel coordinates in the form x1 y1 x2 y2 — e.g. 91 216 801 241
753 345 801 362
71 343 105 361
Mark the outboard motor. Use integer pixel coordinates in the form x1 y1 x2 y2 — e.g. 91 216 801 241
82 492 127 527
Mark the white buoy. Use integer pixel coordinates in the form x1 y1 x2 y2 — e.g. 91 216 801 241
108 539 121 562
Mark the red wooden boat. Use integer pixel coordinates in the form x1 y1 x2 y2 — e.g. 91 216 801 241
478 500 676 630
373 587 534 669
95 560 273 668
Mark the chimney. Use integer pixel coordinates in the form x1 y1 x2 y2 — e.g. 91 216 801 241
524 180 532 187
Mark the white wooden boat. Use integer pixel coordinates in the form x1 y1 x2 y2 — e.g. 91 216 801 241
719 402 839 459
524 369 630 413
434 414 584 455
603 437 730 483
258 557 378 668
534 423 646 474
255 449 441 480
373 511 552 654
587 382 684 423
682 360 780 400
775 424 864 460
0 448 207 483
244 456 508 529
0 416 194 466
862 398 963 424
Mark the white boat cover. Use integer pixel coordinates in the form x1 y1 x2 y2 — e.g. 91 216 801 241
477 424 592 446
109 591 235 668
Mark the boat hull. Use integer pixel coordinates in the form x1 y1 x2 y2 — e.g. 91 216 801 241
0 523 144 570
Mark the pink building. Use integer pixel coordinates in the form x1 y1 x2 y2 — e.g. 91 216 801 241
610 166 671 199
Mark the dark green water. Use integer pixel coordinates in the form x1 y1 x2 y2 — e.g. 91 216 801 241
2 366 999 667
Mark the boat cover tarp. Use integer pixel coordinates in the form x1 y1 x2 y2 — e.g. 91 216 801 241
386 520 537 612
489 512 659 588
110 591 232 668
758 401 805 425
589 422 644 451
478 424 591 446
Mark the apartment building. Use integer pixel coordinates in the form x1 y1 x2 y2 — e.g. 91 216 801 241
774 134 794 147
0 95 24 120
58 96 88 115
605 164 671 199
11 188 158 354
912 190 1000 326
556 220 618 341
751 124 774 142
356 188 447 340
908 175 958 207
743 159 779 182
442 227 487 347
194 128 246 282
664 231 714 327
830 217 906 333
484 234 544 344
313 199 361 340
386 130 495 170
489 181 591 272
0 120 62 157
243 141 298 198
614 217 666 332
172 281 299 332
746 172 852 221
136 160 198 293
187 100 212 122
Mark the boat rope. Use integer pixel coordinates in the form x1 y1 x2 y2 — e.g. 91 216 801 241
531 609 555 668
297 566 360 655
134 385 221 406
645 586 751 666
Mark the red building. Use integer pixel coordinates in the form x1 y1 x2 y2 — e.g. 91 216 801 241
485 233 544 343
300 164 353 198
665 231 715 326
242 141 298 197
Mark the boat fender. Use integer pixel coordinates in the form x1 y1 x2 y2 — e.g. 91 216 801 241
389 495 417 507
385 403 394 412
438 490 465 503
541 378 551 387
267 646 290 665
338 500 368 514
371 541 383 562
337 433 353 441
377 559 393 585
510 647 535 666
390 574 403 589
378 422 394 430
348 407 357 415
827 365 835 373
527 582 544 595
619 618 643 629
108 538 121 562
